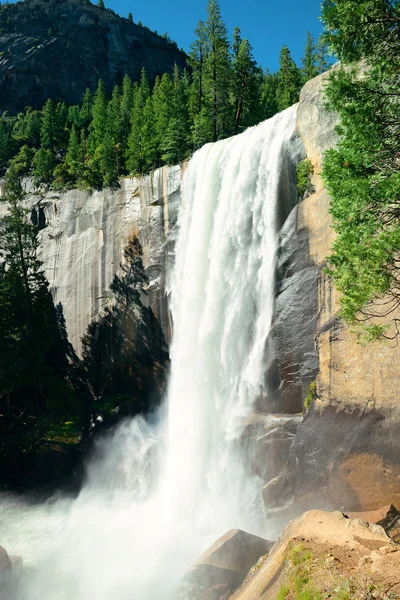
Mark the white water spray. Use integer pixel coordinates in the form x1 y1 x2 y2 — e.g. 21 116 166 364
0 105 297 600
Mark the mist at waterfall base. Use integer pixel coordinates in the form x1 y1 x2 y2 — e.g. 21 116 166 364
0 105 298 600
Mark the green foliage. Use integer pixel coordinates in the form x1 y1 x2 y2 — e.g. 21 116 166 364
276 45 302 111
0 0 315 187
296 159 314 197
277 544 322 600
301 32 319 83
304 381 316 412
0 169 73 416
231 27 262 134
321 0 400 338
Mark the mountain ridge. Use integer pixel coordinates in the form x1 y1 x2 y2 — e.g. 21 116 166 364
0 0 187 113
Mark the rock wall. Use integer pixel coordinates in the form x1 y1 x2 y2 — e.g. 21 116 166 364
24 165 183 354
265 71 400 516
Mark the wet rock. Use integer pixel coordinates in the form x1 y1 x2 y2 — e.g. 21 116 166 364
180 529 274 600
241 413 302 486
0 546 12 577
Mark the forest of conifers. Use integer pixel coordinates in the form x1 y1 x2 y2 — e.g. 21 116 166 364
0 0 328 189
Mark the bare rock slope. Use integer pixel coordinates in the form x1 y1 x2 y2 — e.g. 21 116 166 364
0 0 187 114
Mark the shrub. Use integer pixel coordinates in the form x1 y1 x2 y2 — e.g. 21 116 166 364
296 159 314 198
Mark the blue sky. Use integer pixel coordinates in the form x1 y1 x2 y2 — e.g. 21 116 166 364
108 0 325 71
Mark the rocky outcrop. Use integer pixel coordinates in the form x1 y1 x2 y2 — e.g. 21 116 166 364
0 0 187 114
18 166 183 354
0 546 22 597
180 529 274 600
231 510 400 600
265 70 400 516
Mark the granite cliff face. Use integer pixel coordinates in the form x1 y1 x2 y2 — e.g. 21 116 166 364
15 166 183 354
0 0 187 114
264 71 400 516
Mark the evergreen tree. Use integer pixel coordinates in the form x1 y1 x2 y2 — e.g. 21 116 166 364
127 12 133 22
67 105 81 128
34 147 55 182
9 145 35 177
119 75 134 161
65 124 81 178
202 0 232 141
321 0 400 338
40 99 57 151
231 27 261 134
301 32 318 83
126 71 150 174
188 20 208 119
80 88 93 128
162 65 190 164
88 80 108 156
97 0 104 7
54 102 69 153
260 69 279 120
276 45 302 111
315 38 331 75
12 108 41 148
0 169 68 411
152 73 174 155
141 96 158 171
0 120 13 174
107 86 121 139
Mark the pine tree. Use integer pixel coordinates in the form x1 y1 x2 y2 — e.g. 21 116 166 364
40 99 57 151
127 12 133 22
55 101 69 152
276 46 302 111
80 88 93 128
66 124 81 178
202 0 232 141
162 65 190 164
119 75 134 162
0 169 68 411
141 96 158 172
88 80 108 155
301 32 318 83
0 120 12 174
152 73 174 155
231 27 261 134
315 39 331 75
97 0 104 8
126 70 150 174
320 0 400 338
107 85 121 143
188 20 208 120
33 148 55 182
260 69 279 120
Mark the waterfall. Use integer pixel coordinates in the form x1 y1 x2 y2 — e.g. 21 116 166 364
1 105 298 600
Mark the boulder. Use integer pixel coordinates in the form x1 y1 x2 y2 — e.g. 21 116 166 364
180 529 274 600
231 510 400 600
0 546 12 577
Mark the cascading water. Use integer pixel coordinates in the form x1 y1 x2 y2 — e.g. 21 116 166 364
0 104 298 600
